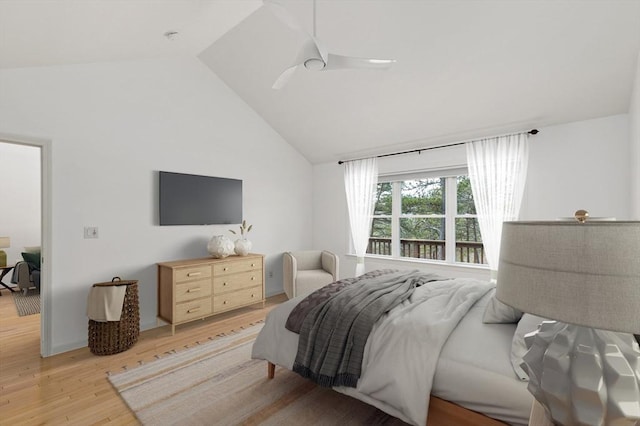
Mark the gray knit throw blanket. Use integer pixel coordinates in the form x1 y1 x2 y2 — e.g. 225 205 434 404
291 269 447 388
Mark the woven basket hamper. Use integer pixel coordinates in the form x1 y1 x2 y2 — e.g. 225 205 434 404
88 277 140 356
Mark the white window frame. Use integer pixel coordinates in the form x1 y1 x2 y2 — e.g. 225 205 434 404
369 170 482 266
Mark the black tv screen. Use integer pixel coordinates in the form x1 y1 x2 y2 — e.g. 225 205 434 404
159 171 242 226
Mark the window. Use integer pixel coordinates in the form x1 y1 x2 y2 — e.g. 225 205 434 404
368 174 486 265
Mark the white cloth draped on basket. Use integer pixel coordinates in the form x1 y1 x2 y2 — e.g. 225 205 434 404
466 133 529 277
344 157 378 277
87 285 127 322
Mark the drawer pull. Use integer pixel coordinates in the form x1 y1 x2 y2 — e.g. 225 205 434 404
187 308 200 313
223 267 228 271
251 276 255 280
251 263 255 267
187 288 201 293
251 294 255 298
223 282 227 286
187 272 202 277
223 300 227 305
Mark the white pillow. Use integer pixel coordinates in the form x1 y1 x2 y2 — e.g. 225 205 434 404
483 294 523 324
510 313 548 381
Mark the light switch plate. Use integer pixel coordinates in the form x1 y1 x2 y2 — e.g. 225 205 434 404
84 227 99 239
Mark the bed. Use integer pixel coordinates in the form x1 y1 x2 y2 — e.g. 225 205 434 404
251 269 533 426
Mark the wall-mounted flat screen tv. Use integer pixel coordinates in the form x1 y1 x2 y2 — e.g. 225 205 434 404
159 171 242 226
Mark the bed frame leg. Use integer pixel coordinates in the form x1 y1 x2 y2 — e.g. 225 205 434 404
267 362 275 379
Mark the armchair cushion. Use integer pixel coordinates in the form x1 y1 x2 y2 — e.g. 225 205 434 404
295 270 334 297
31 269 41 291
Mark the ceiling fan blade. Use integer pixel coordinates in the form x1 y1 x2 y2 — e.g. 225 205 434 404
324 53 396 71
264 0 328 68
263 0 304 33
272 64 298 90
272 38 323 89
311 36 328 65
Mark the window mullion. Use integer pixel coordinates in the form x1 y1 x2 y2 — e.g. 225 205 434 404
445 177 457 263
391 181 401 257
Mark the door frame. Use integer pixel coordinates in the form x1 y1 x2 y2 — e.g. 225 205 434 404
0 132 52 357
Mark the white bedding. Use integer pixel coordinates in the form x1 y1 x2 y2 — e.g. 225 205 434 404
253 276 530 425
432 289 532 425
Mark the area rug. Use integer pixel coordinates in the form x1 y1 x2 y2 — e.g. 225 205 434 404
12 290 40 316
108 323 407 425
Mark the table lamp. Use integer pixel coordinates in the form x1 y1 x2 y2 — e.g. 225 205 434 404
0 237 10 267
496 213 640 426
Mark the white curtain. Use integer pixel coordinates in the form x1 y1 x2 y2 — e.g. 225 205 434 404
466 133 529 278
344 157 378 276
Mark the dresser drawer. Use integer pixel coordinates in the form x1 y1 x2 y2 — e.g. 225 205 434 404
213 258 261 276
175 265 211 283
213 270 263 294
175 279 212 303
213 286 263 313
175 298 212 323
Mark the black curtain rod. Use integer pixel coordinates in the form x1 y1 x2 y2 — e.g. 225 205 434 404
337 129 539 165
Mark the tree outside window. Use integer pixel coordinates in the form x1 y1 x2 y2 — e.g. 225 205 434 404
368 175 485 265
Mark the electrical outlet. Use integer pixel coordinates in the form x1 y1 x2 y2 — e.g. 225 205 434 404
84 227 99 239
268 271 273 278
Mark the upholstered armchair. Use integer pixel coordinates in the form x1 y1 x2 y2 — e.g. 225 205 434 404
14 261 40 295
283 250 339 299
12 249 41 295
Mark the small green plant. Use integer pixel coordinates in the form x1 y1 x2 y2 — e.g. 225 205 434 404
230 220 252 238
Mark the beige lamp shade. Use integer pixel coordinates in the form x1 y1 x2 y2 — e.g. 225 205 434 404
496 221 640 334
0 237 10 248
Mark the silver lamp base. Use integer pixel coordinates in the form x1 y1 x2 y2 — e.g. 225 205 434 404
522 321 640 426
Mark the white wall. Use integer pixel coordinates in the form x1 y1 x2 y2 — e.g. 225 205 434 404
630 51 640 219
0 57 312 354
0 143 41 261
521 114 630 220
313 114 631 279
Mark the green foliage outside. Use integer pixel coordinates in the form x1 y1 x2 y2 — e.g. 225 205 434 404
401 178 445 215
373 182 392 215
455 176 481 243
370 176 485 263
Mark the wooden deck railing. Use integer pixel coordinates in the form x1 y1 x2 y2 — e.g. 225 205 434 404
367 237 485 264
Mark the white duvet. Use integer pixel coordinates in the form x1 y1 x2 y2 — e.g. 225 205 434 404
252 277 494 426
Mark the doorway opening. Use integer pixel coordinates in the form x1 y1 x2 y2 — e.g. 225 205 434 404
0 135 52 356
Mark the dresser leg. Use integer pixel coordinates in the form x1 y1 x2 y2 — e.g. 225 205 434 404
171 324 175 336
268 362 275 379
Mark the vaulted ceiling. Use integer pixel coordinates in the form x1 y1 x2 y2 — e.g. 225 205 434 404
0 1 262 68
2 1 640 164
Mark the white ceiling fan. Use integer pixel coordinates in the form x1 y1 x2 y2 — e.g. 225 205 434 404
265 0 396 90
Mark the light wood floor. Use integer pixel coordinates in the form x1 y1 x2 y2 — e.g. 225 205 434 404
0 290 503 426
0 291 287 425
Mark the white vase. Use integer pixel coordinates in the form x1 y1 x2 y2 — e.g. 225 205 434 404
234 238 252 256
207 235 234 258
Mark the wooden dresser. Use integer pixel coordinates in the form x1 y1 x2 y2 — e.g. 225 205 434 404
157 254 264 334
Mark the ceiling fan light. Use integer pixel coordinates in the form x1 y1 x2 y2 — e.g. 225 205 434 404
369 59 396 64
304 58 325 71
